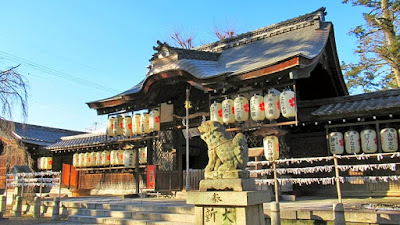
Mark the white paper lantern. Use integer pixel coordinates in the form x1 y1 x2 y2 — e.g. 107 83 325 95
89 152 96 167
140 113 150 134
264 91 280 121
123 116 133 138
102 150 110 166
117 150 124 165
149 109 160 132
107 117 115 137
210 101 223 124
361 129 378 153
83 153 90 168
280 89 296 118
78 153 84 168
263 136 279 161
234 96 249 122
47 157 53 170
222 98 235 124
344 131 361 154
112 115 123 136
250 94 265 121
329 132 344 155
72 154 78 168
37 157 42 170
42 157 48 170
95 152 101 167
139 147 147 164
381 128 398 152
123 150 136 168
110 150 117 166
132 114 142 135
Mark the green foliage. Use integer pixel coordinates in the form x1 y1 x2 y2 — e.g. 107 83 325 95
341 0 400 93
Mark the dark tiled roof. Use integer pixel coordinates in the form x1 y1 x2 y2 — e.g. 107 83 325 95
311 89 400 119
45 133 127 150
12 122 85 146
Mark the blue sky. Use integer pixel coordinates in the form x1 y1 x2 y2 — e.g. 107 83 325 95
0 1 366 131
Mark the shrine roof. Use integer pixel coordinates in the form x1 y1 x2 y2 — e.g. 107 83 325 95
45 132 126 150
311 89 400 119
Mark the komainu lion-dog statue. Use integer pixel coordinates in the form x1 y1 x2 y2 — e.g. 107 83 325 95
198 121 249 179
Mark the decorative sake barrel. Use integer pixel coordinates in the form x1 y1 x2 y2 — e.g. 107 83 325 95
210 101 223 124
78 153 84 168
110 150 117 166
102 150 111 166
113 115 124 136
90 152 96 167
95 151 102 167
149 109 160 132
234 96 249 122
133 114 142 135
344 130 361 154
123 150 136 168
329 132 344 155
222 98 235 124
140 113 151 134
117 150 124 165
381 128 398 152
123 116 133 138
263 136 279 161
264 91 280 120
250 94 265 121
107 117 115 137
361 129 378 153
280 89 296 118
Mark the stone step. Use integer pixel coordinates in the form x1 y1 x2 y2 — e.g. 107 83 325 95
131 211 195 223
87 203 194 214
69 215 193 225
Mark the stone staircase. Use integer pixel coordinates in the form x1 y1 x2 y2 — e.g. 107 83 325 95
68 201 195 225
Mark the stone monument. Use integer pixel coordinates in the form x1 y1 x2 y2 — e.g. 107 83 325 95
187 121 268 225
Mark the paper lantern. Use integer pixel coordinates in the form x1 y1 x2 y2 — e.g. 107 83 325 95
112 115 123 136
78 153 84 168
132 114 142 135
250 94 265 121
37 157 42 170
107 117 115 137
102 150 110 166
361 129 377 153
264 91 280 121
234 96 249 122
72 154 78 168
83 153 90 168
222 98 235 124
329 132 344 155
123 150 136 168
263 136 279 161
344 131 361 154
149 109 160 132
89 152 96 167
110 150 117 166
210 101 223 124
95 152 101 167
46 157 53 170
140 113 150 134
123 116 133 138
139 147 147 164
42 157 48 170
381 128 398 152
117 150 124 165
280 89 296 118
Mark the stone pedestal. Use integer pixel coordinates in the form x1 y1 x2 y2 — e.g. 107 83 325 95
187 179 268 225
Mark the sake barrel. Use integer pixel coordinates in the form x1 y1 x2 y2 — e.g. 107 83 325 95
132 114 142 135
90 152 96 167
361 129 378 153
149 109 160 132
329 132 344 154
250 94 265 121
123 150 136 168
210 101 223 124
102 150 111 166
280 89 296 118
222 98 235 124
263 136 279 161
344 130 361 154
107 117 115 137
95 151 102 167
123 116 133 138
381 128 398 152
140 113 151 134
234 96 249 122
264 91 280 121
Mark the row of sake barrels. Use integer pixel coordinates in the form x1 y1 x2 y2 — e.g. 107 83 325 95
107 109 160 137
72 150 136 168
210 89 296 124
37 157 53 170
329 128 399 155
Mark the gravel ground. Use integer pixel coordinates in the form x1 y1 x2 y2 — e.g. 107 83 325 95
0 214 74 225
